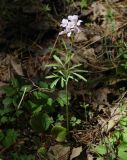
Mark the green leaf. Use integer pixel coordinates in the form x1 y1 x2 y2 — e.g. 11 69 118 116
122 128 127 143
69 64 82 70
71 117 76 122
47 98 53 106
50 78 60 89
33 106 42 114
33 91 49 100
0 108 12 116
94 144 106 155
58 70 65 76
76 119 81 124
74 69 88 73
123 54 127 59
73 72 87 82
2 129 18 148
57 90 69 107
38 146 47 156
118 144 127 160
61 77 65 88
1 116 8 124
39 81 49 88
120 117 127 126
12 153 34 160
53 55 63 66
51 125 67 142
30 112 52 132
3 86 17 96
3 97 13 107
46 74 59 79
0 131 4 141
11 78 19 88
28 100 38 111
46 63 61 67
20 85 32 92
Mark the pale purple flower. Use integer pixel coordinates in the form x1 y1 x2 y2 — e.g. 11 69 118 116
59 15 82 37
68 15 78 23
60 19 68 27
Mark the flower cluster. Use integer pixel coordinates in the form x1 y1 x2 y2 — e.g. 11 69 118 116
59 15 82 37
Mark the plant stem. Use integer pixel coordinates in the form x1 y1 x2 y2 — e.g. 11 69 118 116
65 82 69 132
17 87 27 109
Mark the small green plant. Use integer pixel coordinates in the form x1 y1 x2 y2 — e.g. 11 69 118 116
12 153 34 160
70 116 81 127
81 0 88 9
116 39 127 75
46 15 87 132
92 115 127 160
55 114 65 126
80 102 90 122
46 50 87 132
106 8 116 32
0 129 18 148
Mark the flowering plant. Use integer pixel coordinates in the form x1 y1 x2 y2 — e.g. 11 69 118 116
59 15 82 37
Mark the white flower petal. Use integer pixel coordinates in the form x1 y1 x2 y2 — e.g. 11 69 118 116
68 15 78 22
77 20 82 26
72 15 78 21
59 30 66 35
59 15 83 37
67 21 75 29
67 32 72 37
68 15 73 21
60 19 68 27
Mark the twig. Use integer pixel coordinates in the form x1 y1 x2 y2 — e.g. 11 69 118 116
17 87 27 109
49 34 59 57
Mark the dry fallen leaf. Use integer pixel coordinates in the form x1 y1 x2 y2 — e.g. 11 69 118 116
99 98 127 133
74 31 88 43
81 48 97 63
47 144 70 160
70 146 82 160
91 2 107 21
11 56 24 76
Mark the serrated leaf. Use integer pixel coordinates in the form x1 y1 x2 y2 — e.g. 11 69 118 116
73 72 87 82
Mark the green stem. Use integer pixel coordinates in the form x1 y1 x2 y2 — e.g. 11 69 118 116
65 82 69 132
